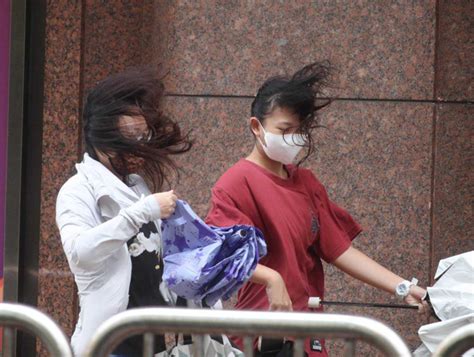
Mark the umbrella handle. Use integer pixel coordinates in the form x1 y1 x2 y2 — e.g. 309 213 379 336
308 297 419 310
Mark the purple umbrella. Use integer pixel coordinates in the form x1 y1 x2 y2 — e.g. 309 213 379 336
161 200 267 306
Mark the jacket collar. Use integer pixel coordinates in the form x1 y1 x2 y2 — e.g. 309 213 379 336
76 153 141 206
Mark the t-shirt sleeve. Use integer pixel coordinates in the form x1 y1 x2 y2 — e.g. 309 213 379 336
205 186 254 227
311 176 363 263
328 200 363 242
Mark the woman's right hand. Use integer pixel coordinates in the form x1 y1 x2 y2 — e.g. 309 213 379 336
265 271 293 311
153 190 177 219
405 285 430 314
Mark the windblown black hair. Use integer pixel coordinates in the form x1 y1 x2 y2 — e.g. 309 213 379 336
251 61 332 164
82 67 192 191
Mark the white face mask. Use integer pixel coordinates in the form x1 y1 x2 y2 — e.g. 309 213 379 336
257 123 306 164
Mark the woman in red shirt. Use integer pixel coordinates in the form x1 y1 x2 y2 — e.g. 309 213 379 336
205 62 428 356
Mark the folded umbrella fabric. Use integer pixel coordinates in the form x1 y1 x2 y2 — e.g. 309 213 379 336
434 251 474 279
428 251 474 321
161 200 267 306
414 251 474 356
414 314 474 356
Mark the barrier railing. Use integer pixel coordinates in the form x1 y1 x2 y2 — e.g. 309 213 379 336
84 307 412 356
0 303 73 357
433 323 474 357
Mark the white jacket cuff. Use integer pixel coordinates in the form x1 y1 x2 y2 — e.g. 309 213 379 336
119 195 161 229
143 194 161 220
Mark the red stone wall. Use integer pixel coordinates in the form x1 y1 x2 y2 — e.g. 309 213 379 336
38 1 473 355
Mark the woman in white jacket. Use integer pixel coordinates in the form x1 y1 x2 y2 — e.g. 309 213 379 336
56 69 192 356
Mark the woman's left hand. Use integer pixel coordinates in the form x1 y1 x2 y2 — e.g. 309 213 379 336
404 285 430 314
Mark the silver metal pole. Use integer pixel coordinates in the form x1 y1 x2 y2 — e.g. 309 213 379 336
3 327 15 357
143 333 155 357
433 323 474 357
292 338 304 357
84 308 411 357
343 339 356 357
0 303 73 357
191 334 204 356
243 336 254 356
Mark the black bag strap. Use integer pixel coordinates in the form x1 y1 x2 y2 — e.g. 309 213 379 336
256 340 308 357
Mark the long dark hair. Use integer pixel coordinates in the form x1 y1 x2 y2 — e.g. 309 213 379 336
251 61 332 164
83 67 192 191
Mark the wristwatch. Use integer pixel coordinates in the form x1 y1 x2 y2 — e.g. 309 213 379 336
395 278 418 299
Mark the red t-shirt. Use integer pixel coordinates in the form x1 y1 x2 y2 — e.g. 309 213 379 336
206 159 362 356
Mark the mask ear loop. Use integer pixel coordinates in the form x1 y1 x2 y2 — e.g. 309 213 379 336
253 118 267 148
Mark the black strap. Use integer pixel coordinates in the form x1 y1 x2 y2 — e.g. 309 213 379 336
258 338 284 354
256 340 309 357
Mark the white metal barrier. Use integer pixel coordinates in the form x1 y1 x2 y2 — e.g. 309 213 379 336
84 307 412 356
433 323 474 357
0 303 73 357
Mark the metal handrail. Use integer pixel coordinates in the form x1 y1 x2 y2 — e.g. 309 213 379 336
0 302 73 357
433 323 474 357
85 307 412 356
